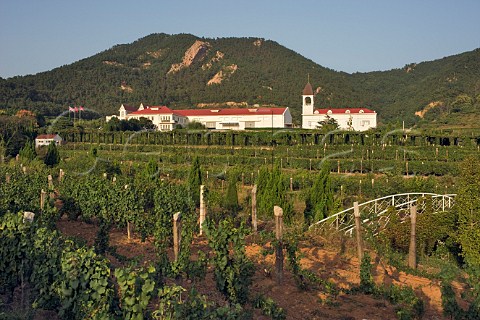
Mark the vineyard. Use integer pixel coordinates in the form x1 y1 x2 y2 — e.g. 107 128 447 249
1 134 480 319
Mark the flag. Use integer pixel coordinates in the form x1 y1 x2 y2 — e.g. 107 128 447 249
69 107 74 112
79 106 84 111
74 107 78 112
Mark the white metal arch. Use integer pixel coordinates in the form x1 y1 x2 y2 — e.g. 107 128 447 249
310 193 456 235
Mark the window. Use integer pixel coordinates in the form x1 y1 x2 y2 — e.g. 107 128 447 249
304 97 312 105
361 120 370 127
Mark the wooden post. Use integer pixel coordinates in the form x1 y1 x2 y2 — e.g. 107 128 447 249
353 202 364 261
408 205 417 269
206 170 209 180
274 206 284 284
309 159 312 171
251 185 257 232
173 212 181 262
48 174 54 189
241 173 244 186
337 160 340 174
406 161 409 177
127 221 132 240
199 185 206 235
40 189 47 211
290 177 293 191
58 169 64 182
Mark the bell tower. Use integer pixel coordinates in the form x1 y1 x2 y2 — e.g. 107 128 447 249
302 77 314 116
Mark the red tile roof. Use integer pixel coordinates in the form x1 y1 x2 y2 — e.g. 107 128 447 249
36 134 59 139
177 107 287 117
302 82 313 95
129 106 176 115
121 104 138 112
314 108 376 114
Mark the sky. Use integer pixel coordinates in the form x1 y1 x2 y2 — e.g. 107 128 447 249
0 0 479 79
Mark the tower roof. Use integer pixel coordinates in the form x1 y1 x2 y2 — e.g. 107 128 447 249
302 82 313 95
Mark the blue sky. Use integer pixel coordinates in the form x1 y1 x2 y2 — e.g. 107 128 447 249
1 0 479 78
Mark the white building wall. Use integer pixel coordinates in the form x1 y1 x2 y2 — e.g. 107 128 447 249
302 113 377 131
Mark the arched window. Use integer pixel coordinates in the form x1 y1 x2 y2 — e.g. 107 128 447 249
304 97 312 105
345 110 350 114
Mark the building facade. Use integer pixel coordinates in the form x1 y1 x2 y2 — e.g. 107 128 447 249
301 81 377 131
35 134 63 148
106 104 292 131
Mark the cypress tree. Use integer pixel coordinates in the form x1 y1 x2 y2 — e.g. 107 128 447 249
224 176 239 216
44 141 60 167
304 161 334 225
19 140 36 161
456 156 480 267
188 156 202 207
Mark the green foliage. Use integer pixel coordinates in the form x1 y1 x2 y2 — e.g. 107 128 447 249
252 295 286 320
114 265 156 320
441 281 462 320
359 252 375 294
304 161 334 225
187 156 202 207
44 141 60 167
257 163 293 223
56 243 113 319
316 114 340 132
456 156 480 268
204 219 254 305
94 217 111 255
223 176 240 216
19 140 36 161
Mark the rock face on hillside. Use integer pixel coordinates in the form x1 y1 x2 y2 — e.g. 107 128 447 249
202 51 224 70
207 64 238 85
168 40 211 74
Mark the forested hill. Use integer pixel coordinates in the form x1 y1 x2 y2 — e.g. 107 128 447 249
0 33 479 127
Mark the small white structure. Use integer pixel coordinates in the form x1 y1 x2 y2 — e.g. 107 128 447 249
35 134 63 148
106 104 292 131
301 81 377 131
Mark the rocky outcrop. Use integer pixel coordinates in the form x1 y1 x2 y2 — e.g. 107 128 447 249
415 101 443 118
103 61 123 67
120 81 133 93
168 40 211 74
146 49 165 59
253 39 263 47
207 64 238 85
202 51 224 70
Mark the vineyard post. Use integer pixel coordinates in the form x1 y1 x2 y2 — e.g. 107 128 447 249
241 173 244 186
206 170 209 180
58 169 64 182
337 160 340 174
40 189 47 211
199 185 206 235
353 201 364 261
290 177 293 191
408 205 417 269
6 173 10 183
173 212 182 262
251 185 257 232
48 175 54 198
274 206 284 284
406 161 409 177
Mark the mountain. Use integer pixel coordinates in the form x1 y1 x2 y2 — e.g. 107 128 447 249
0 33 479 128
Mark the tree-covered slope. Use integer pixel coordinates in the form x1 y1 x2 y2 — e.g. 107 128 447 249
0 33 478 127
